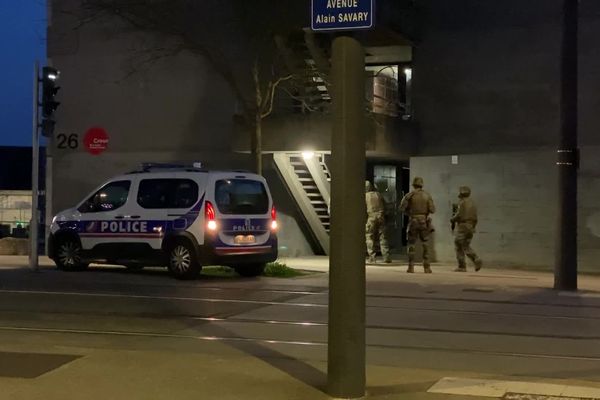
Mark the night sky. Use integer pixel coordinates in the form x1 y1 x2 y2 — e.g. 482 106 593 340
0 0 46 147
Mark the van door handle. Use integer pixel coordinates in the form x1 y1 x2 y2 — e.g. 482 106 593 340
130 215 141 219
115 215 125 220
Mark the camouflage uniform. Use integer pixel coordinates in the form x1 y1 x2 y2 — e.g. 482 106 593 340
365 181 391 263
451 186 483 272
399 177 435 273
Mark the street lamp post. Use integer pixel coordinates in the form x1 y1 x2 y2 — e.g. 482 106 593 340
30 62 40 272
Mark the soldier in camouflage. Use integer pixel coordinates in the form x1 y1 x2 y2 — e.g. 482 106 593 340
365 180 391 264
399 177 435 273
451 186 483 272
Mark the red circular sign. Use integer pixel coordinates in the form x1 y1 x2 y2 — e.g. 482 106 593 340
83 127 109 155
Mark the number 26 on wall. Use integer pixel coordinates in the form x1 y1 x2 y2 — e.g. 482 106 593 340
56 133 79 149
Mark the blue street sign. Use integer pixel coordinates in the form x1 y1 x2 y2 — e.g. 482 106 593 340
311 0 374 31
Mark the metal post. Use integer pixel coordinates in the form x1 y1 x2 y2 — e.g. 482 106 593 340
30 61 40 272
555 0 578 291
327 36 366 399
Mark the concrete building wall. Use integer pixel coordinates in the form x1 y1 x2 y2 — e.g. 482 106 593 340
234 114 418 160
414 0 600 154
414 0 563 154
411 147 600 272
409 0 600 271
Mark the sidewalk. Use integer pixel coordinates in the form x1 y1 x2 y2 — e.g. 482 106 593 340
0 255 54 268
280 255 600 294
0 342 528 400
3 255 600 294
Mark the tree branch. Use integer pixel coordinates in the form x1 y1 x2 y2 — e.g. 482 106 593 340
280 86 320 113
261 74 293 119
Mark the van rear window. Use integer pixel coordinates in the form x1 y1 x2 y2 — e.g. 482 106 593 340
215 179 268 215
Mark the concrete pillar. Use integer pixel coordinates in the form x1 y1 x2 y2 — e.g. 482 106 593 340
555 0 578 291
327 35 366 399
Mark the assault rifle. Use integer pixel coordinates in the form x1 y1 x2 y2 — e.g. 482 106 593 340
451 203 458 232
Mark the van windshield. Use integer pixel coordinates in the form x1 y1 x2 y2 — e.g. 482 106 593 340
214 179 268 215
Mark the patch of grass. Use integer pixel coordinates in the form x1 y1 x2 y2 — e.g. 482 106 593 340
263 261 306 278
201 266 237 278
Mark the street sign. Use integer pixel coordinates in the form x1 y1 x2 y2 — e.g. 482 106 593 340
83 127 109 155
311 0 374 31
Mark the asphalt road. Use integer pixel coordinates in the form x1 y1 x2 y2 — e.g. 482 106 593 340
1 263 600 398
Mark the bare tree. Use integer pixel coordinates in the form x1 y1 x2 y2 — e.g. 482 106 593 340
66 0 313 174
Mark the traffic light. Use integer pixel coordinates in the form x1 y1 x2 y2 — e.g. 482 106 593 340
41 66 60 137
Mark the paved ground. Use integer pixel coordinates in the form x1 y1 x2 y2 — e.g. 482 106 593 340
0 256 599 399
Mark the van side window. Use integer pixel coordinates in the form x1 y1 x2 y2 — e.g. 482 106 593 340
78 180 131 213
137 179 199 209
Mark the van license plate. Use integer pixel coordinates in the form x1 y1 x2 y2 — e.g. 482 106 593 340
234 235 256 245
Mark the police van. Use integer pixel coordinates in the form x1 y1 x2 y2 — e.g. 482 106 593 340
48 163 278 279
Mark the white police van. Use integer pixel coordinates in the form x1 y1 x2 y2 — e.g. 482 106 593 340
48 163 278 279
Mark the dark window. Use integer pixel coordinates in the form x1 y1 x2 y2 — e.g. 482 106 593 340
137 179 199 209
78 180 131 213
215 179 269 215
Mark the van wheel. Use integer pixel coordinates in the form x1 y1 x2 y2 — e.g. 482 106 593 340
55 237 88 271
234 263 266 277
167 241 201 280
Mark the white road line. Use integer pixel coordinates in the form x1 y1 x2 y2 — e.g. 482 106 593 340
2 324 600 362
428 377 600 399
2 289 600 321
0 326 324 347
560 291 600 299
0 289 326 308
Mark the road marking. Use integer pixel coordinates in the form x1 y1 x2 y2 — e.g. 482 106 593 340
2 289 600 322
0 289 326 308
367 294 600 309
0 326 324 347
428 377 600 399
2 325 600 362
560 292 600 299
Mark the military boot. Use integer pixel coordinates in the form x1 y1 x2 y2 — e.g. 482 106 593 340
406 265 414 273
475 259 483 272
367 256 376 264
424 265 432 274
454 266 467 272
383 256 392 264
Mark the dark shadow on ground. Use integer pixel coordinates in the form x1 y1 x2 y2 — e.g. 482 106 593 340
180 292 329 394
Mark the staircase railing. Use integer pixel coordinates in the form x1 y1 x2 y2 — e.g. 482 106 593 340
273 153 330 255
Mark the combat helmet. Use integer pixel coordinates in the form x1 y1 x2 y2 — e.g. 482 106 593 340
412 177 424 188
365 180 374 192
459 186 471 197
